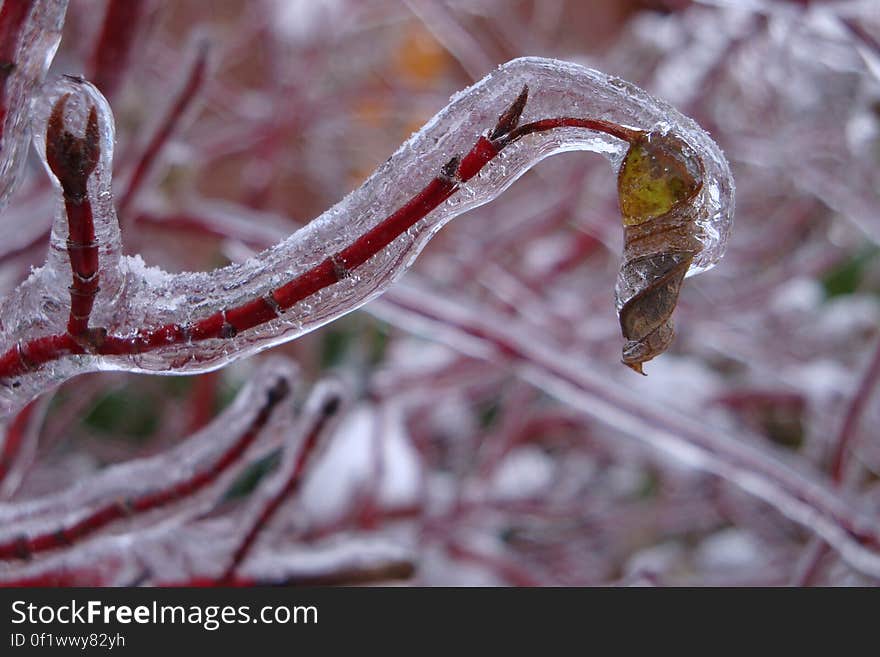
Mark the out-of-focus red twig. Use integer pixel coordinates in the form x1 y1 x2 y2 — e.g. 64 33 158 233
0 0 30 141
0 400 39 498
89 0 150 101
794 339 880 585
221 387 341 582
117 40 209 219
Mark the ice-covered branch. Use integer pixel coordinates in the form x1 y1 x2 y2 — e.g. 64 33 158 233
0 57 733 417
220 377 345 582
88 0 150 101
0 0 67 212
369 281 880 579
0 398 46 500
0 358 296 564
0 361 371 587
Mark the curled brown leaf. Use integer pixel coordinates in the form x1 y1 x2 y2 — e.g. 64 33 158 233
615 132 704 374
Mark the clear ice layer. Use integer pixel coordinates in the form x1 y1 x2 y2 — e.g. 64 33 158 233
0 0 68 213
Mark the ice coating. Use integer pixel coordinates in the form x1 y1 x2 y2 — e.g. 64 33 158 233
0 57 734 415
32 75 125 310
0 357 297 566
0 0 68 212
0 361 360 586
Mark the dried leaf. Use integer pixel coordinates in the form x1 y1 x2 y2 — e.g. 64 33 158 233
615 132 704 374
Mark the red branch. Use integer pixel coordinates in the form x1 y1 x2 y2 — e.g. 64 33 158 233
0 0 30 142
0 400 37 491
220 391 341 583
0 376 289 561
45 93 102 337
117 40 208 217
829 340 880 483
89 0 149 100
0 86 640 384
794 338 880 585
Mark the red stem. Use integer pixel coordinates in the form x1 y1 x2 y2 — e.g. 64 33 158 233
64 196 99 336
0 376 289 561
829 340 880 483
188 370 220 433
496 116 642 147
795 338 880 585
89 0 149 100
117 41 209 217
44 95 103 339
0 91 638 384
220 392 341 582
0 0 30 142
0 400 37 489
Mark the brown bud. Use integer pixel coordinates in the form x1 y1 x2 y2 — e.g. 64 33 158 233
45 94 101 200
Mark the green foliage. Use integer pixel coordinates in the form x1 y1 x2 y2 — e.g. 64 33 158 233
222 449 281 501
83 389 159 442
822 246 879 298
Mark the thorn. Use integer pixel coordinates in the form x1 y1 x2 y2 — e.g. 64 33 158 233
489 85 529 140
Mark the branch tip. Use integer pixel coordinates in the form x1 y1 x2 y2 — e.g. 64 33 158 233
489 84 529 140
